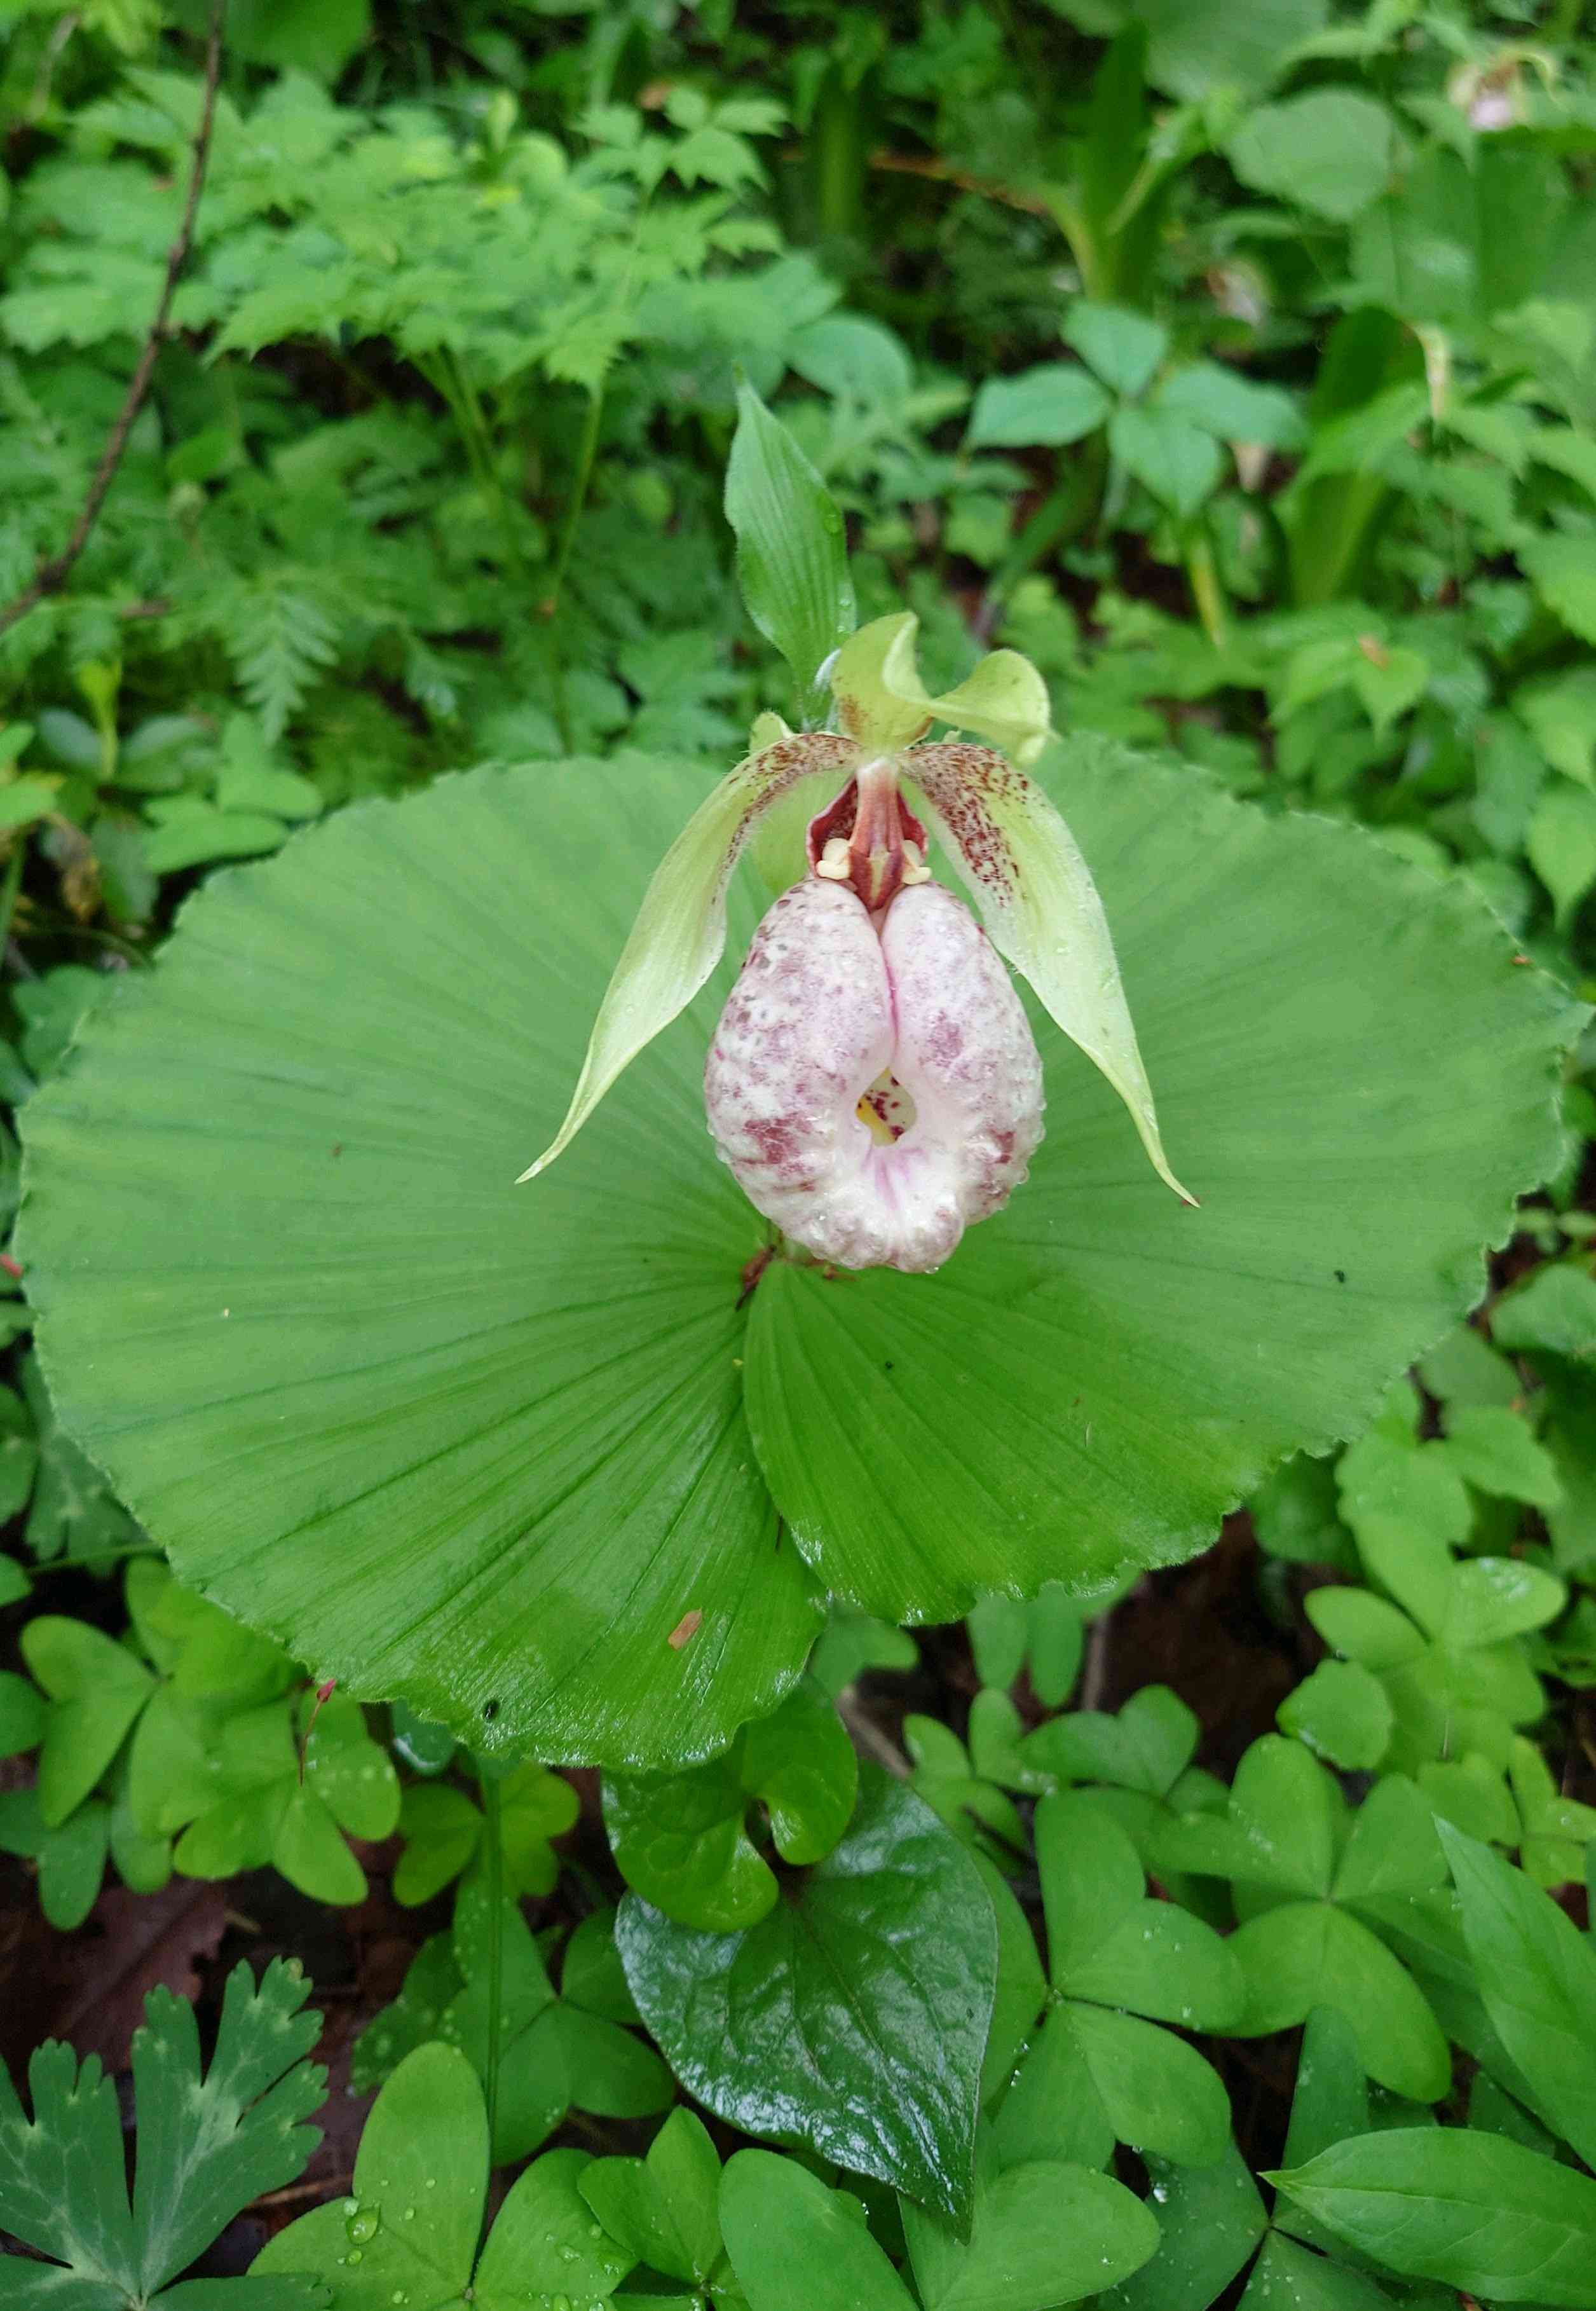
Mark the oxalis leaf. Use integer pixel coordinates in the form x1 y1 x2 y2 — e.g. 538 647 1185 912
616 1766 998 2223
15 742 1580 1760
256 2042 642 2310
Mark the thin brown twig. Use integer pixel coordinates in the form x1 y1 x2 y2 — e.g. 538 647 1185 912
249 2174 354 2214
866 148 1053 219
836 1684 911 1781
0 0 226 641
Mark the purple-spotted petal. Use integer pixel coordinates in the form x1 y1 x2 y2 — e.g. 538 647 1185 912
519 732 859 1181
906 741 1196 1205
704 877 1045 1272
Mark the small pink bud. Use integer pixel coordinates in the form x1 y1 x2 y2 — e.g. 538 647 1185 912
704 876 1044 1273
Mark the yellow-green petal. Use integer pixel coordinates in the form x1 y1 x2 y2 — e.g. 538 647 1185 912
831 611 1054 765
517 733 859 1181
906 741 1196 1204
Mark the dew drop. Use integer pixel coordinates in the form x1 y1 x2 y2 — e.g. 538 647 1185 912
346 2205 381 2245
346 2250 364 2266
557 2244 578 2263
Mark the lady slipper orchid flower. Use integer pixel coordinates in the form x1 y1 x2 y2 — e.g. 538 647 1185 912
521 613 1194 1270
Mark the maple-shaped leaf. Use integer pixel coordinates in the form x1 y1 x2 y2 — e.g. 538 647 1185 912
0 1957 327 2309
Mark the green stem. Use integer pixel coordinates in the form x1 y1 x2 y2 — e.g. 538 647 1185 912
546 387 604 619
477 1762 505 2162
1183 527 1230 650
0 838 28 958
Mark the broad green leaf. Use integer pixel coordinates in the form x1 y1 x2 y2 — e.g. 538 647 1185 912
257 2041 639 2310
21 1616 155 1827
20 744 1580 1738
256 2042 486 2308
474 2146 637 2305
1134 0 1326 98
1441 1558 1565 1650
1528 782 1596 926
1063 303 1168 399
966 365 1112 451
1305 1588 1425 1673
393 1784 482 1908
993 2002 1115 2172
740 1677 859 1863
1279 1661 1393 1771
1157 362 1306 449
725 378 855 720
271 1785 367 1906
900 2156 1159 2310
1419 1326 1520 1409
743 741 1576 1622
497 1761 579 1895
1109 406 1224 521
1061 2003 1234 2166
1494 1265 1596 1359
1101 2143 1267 2311
606 1746 777 1931
20 758 825 1767
617 1767 997 2221
1520 534 1596 647
977 1855 1048 2105
1037 1794 1243 2027
1239 2230 1399 2311
561 1907 641 2024
1439 1824 1596 2167
579 2108 723 2288
1232 1903 1450 2101
1227 92 1404 221
1271 2127 1596 2303
301 1694 399 1842
1442 1406 1561 1507
606 1680 856 1930
1028 1687 1198 1797
0 1669 44 1758
1229 1735 1340 1898
1332 1775 1445 1903
720 2151 916 2311
1282 2008 1369 2170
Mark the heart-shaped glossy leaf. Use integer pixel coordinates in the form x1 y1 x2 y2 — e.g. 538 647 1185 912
617 1767 997 2221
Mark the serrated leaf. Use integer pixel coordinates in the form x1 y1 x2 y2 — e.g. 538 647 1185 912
0 1961 325 2307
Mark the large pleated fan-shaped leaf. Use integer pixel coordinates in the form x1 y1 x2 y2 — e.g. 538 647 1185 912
17 741 1581 1762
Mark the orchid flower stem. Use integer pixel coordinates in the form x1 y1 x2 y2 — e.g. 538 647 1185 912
475 1760 505 2162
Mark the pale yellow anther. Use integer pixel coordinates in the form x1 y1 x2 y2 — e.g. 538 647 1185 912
901 840 932 887
815 837 853 881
